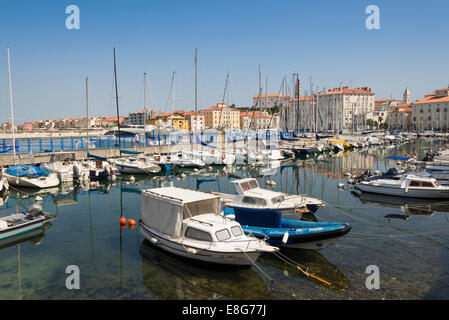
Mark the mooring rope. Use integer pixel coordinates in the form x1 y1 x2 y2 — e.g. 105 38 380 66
238 249 298 298
273 251 332 286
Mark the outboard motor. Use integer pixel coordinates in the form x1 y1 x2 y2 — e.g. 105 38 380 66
73 164 80 180
27 203 44 217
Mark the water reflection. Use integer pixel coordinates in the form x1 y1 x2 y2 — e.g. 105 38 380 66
351 190 449 216
258 248 351 293
139 240 275 300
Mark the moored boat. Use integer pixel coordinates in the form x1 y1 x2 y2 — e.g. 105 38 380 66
0 204 47 242
224 207 351 250
354 174 449 198
4 165 60 189
139 187 278 267
217 178 325 216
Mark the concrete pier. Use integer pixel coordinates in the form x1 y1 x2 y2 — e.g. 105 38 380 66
0 145 171 166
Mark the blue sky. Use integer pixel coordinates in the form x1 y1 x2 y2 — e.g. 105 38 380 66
0 0 449 123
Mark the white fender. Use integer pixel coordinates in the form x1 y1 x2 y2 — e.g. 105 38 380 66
282 231 289 245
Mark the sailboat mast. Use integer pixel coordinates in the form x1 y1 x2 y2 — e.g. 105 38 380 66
143 72 147 113
86 76 89 154
171 71 176 127
7 46 16 165
113 47 121 155
194 49 198 114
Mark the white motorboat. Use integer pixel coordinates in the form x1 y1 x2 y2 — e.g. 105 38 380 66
145 154 174 171
215 178 325 216
40 160 90 182
355 174 449 199
0 205 47 242
112 157 161 174
4 165 60 189
172 151 205 168
139 187 278 267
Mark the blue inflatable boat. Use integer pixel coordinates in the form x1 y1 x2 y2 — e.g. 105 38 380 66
224 207 351 250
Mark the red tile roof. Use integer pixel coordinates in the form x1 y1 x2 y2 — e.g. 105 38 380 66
202 105 240 112
322 86 374 95
413 88 449 105
253 94 291 99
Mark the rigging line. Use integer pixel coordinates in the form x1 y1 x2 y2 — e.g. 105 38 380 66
238 249 298 298
267 79 287 130
217 73 230 131
164 72 175 112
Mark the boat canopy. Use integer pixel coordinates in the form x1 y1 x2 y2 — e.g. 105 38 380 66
141 187 220 239
88 153 107 161
5 165 51 178
120 149 141 155
234 207 282 228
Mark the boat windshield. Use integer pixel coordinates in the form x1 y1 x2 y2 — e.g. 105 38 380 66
242 196 266 206
409 180 436 188
240 182 251 192
249 179 258 189
231 226 243 237
271 196 285 204
216 229 231 241
185 227 212 242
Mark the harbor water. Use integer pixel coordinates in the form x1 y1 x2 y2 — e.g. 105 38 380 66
0 139 448 300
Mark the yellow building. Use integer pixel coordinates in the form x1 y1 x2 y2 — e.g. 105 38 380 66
201 103 240 129
149 111 189 130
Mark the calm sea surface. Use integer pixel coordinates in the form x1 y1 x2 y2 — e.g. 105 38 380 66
1 139 448 300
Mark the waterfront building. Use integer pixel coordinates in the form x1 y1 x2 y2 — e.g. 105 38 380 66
240 111 279 130
411 87 449 131
127 109 155 126
294 87 375 132
22 122 33 131
252 94 291 111
184 111 205 131
317 87 375 132
98 116 128 128
77 117 100 129
148 111 189 130
372 99 401 129
201 103 240 130
387 104 412 131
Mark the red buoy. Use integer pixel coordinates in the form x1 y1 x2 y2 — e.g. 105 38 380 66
128 219 136 226
120 217 127 225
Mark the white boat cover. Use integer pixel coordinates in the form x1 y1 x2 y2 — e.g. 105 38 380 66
141 187 220 239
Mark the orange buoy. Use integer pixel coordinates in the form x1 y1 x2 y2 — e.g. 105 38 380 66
128 219 136 226
120 217 127 225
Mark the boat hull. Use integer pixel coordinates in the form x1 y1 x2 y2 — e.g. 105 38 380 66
116 164 160 174
0 216 45 241
5 172 60 189
139 221 261 267
355 183 449 199
241 222 351 250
